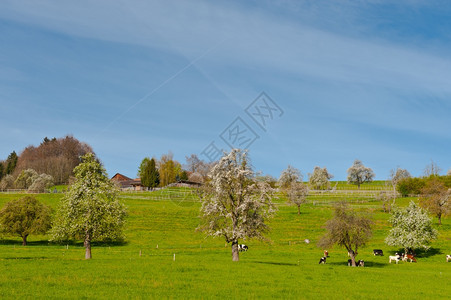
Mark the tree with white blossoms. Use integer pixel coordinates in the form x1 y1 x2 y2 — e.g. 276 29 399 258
287 182 308 215
279 165 307 215
309 166 334 190
347 160 375 189
28 173 54 193
389 167 411 187
385 201 437 253
51 153 126 259
278 165 301 190
198 149 276 261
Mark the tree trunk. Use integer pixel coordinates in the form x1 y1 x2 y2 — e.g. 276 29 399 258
438 214 442 225
22 235 28 246
231 240 239 262
84 233 92 260
349 250 356 267
297 205 301 215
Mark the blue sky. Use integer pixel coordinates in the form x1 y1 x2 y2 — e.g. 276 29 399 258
0 0 450 180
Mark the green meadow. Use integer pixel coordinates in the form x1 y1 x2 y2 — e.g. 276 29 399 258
0 189 450 299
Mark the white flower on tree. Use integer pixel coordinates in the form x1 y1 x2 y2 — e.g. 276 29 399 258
347 160 375 189
51 153 126 259
309 166 333 190
278 165 301 190
198 149 276 261
385 201 437 253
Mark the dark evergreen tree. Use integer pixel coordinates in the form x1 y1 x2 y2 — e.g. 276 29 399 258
5 151 18 175
0 162 4 181
139 157 160 190
148 158 160 190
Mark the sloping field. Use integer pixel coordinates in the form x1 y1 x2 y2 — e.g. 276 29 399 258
0 190 449 299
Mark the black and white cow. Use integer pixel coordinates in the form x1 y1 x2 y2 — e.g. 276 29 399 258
373 249 384 256
347 259 364 267
238 244 248 252
446 255 451 262
319 256 327 264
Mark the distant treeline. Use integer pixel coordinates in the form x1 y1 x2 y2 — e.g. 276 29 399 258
0 135 93 186
397 175 451 197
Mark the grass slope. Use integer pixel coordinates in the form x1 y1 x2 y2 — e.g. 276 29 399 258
0 190 449 299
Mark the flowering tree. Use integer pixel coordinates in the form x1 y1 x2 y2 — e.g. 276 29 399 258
51 153 126 259
385 201 437 253
347 160 375 189
390 167 411 187
287 182 308 215
198 149 276 261
278 165 301 190
309 166 333 190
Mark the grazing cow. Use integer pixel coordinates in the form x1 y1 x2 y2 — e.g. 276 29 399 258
389 253 401 264
319 256 327 264
403 254 417 263
238 244 248 252
373 249 384 256
324 250 329 257
347 259 365 267
446 255 451 262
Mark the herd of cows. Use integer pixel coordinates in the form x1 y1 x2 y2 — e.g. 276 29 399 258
237 244 451 266
319 249 451 266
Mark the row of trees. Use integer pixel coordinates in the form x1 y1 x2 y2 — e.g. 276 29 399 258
0 148 446 264
0 153 126 259
0 136 93 186
0 151 18 181
319 201 437 266
138 153 215 189
196 149 441 264
0 169 55 192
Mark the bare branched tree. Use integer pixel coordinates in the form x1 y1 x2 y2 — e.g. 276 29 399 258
423 160 442 177
318 202 373 266
420 178 451 225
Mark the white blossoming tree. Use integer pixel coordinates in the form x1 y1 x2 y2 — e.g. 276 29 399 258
198 149 276 261
347 159 375 189
278 165 301 190
278 165 307 214
51 153 126 259
385 201 437 253
309 166 334 190
286 182 308 215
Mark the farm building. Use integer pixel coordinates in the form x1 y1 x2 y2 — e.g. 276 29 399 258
111 173 144 191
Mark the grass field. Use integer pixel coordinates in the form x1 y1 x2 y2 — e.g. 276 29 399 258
0 189 450 299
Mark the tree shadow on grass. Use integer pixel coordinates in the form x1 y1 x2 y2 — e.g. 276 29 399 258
0 239 50 246
395 247 442 258
52 240 129 247
251 260 299 267
327 261 388 268
0 239 128 247
3 257 49 260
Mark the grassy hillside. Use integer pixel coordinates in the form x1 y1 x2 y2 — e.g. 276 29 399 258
0 190 449 299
